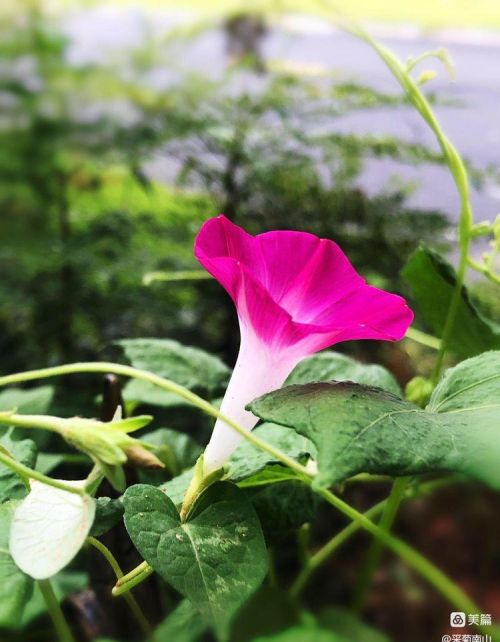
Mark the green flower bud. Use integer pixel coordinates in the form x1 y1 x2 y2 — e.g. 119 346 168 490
62 415 163 469
405 376 433 408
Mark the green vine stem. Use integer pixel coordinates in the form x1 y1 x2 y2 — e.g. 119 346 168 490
314 486 492 633
112 561 154 597
291 477 452 598
38 579 76 642
87 537 153 640
351 476 410 611
0 362 312 481
0 450 86 496
468 255 500 285
405 327 441 350
0 361 486 621
340 20 474 383
291 499 386 598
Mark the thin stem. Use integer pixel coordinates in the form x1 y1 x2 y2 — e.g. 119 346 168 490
84 465 104 496
38 579 76 642
143 269 212 285
314 485 482 621
112 561 154 596
291 478 450 598
0 362 312 482
405 327 441 350
340 20 474 382
0 450 85 496
467 255 500 285
291 500 385 598
431 253 469 382
351 476 410 611
87 537 153 639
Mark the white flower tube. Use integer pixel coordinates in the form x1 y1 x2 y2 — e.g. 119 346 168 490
203 328 299 473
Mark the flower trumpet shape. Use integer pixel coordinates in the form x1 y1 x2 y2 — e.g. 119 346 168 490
195 215 413 472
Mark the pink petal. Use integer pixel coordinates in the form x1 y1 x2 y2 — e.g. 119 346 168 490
197 254 294 347
296 285 414 353
195 215 412 351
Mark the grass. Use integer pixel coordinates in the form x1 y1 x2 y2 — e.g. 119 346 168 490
51 0 500 30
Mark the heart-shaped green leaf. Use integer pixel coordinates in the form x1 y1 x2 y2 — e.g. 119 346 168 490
123 481 268 639
287 351 401 396
249 351 500 489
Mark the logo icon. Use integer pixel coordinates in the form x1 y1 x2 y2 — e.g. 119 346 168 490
450 612 466 627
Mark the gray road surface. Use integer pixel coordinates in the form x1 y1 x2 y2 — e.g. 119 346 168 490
63 7 500 223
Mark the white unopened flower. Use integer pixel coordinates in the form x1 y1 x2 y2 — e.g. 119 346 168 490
10 480 95 580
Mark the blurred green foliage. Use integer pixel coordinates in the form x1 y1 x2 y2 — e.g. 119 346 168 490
0 2 453 373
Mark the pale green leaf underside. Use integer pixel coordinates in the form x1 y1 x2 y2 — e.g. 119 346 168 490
154 599 206 642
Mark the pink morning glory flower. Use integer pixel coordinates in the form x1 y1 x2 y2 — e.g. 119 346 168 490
195 215 413 473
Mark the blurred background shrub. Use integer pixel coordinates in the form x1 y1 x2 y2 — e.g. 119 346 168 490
0 1 464 374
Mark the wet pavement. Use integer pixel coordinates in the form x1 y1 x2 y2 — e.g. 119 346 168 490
63 7 500 223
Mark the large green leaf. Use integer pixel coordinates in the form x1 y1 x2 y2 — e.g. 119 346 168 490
287 351 401 396
0 387 55 451
402 246 500 358
0 433 37 504
249 351 500 489
0 501 33 628
118 338 230 408
123 481 268 640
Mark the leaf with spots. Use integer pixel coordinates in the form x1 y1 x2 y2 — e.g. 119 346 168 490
123 482 268 640
249 351 500 489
